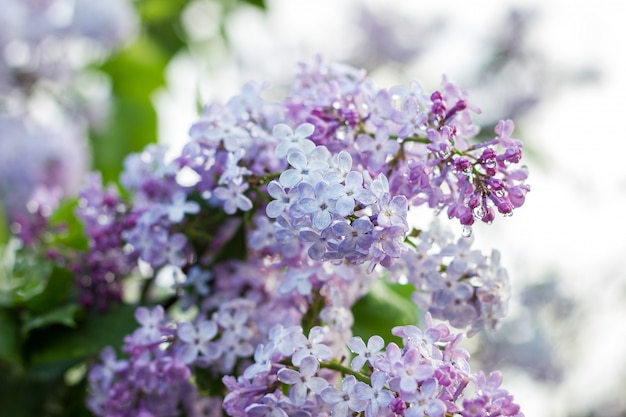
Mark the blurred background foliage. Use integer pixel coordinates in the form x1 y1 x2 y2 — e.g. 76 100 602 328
91 0 266 184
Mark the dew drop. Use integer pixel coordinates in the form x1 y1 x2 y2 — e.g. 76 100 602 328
485 159 496 169
473 206 485 218
461 225 472 237
335 125 349 140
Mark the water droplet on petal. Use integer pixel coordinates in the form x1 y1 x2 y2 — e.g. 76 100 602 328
473 206 485 219
335 125 349 140
461 225 472 237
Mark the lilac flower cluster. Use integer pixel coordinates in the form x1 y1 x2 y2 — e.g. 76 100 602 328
74 174 138 310
90 305 523 417
87 306 197 417
389 220 512 336
222 312 523 417
84 58 529 415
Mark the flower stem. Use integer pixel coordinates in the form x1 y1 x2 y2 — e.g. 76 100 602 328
319 359 371 384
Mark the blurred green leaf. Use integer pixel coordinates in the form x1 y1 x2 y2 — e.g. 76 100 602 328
0 308 21 364
22 304 80 336
23 266 74 314
26 303 138 366
137 0 189 56
241 0 266 9
0 202 8 246
0 256 52 307
91 35 169 183
100 35 168 99
47 198 88 251
351 280 418 344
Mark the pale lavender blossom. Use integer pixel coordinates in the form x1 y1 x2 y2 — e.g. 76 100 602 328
277 356 328 405
213 179 253 214
273 122 316 158
291 326 332 366
347 335 385 371
177 320 220 364
353 371 394 417
320 375 367 417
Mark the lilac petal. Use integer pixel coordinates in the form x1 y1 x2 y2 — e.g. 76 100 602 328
321 386 343 403
199 342 221 360
297 198 320 214
367 335 385 351
272 123 293 139
198 320 217 341
178 344 198 364
177 322 196 343
277 368 301 384
309 376 329 394
351 356 367 371
266 181 284 199
335 195 355 217
237 195 253 211
335 150 353 171
313 210 332 230
287 151 307 170
279 169 302 188
134 307 151 325
348 336 366 354
290 383 308 406
266 200 284 218
295 122 315 137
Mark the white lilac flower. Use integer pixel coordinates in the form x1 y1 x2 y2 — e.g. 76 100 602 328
279 150 328 188
273 122 316 159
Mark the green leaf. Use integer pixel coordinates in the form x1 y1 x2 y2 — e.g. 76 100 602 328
26 304 138 366
0 308 21 364
91 35 169 182
0 202 8 246
241 0 266 9
0 255 52 307
351 280 418 344
47 198 88 251
22 304 80 336
23 266 74 314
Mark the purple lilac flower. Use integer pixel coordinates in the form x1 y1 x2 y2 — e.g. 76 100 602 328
177 319 220 364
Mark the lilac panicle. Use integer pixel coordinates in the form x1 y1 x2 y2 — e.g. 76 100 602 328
85 57 529 417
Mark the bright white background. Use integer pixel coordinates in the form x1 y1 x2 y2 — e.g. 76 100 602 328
156 1 626 415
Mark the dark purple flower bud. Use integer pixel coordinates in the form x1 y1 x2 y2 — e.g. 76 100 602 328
390 397 407 415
